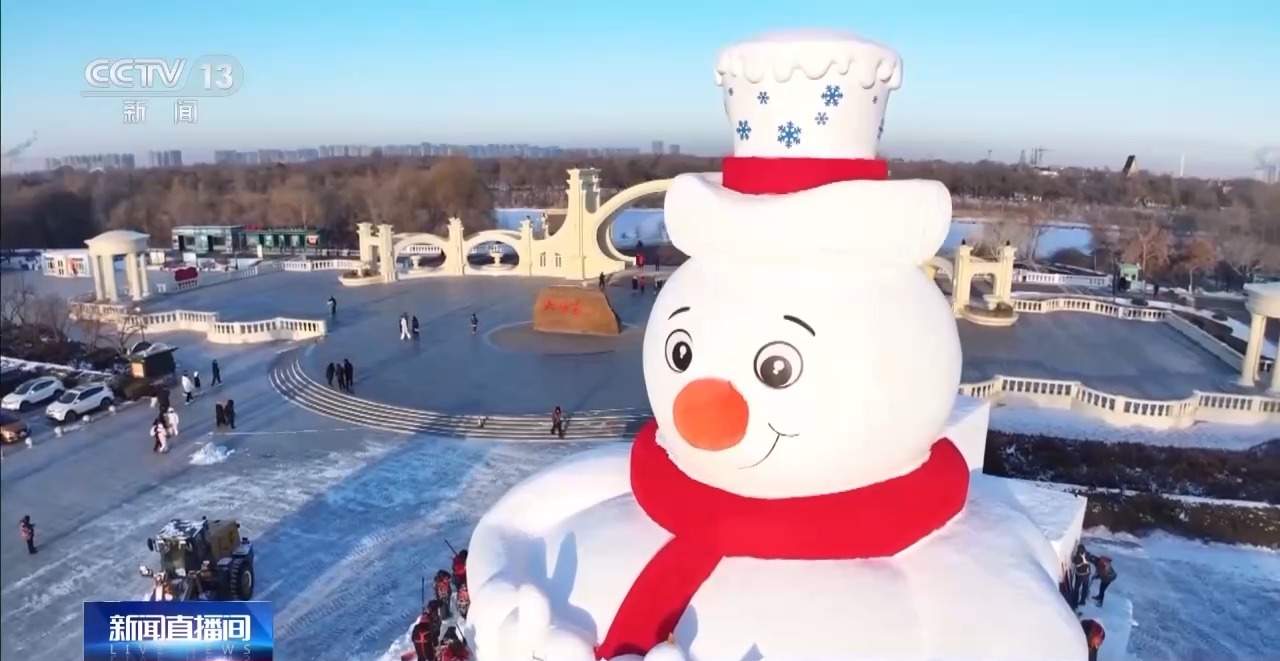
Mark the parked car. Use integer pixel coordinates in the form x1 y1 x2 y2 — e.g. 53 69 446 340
45 383 114 423
1 376 65 411
0 412 29 443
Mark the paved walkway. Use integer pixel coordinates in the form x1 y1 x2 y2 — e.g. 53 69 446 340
959 313 1242 398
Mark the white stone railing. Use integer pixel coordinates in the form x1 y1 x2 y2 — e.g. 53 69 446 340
154 262 281 294
206 317 327 344
1013 296 1168 321
70 305 325 345
1014 269 1111 289
958 374 1280 428
281 259 363 272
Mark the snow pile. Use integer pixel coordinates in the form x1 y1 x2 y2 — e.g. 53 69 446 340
990 404 1280 450
1083 528 1280 659
189 442 234 465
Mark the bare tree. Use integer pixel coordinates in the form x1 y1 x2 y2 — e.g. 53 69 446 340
0 273 36 327
357 168 408 225
31 294 71 343
976 218 1031 259
108 312 148 357
1121 221 1172 292
75 314 110 351
272 174 323 229
1175 237 1218 293
1220 232 1268 286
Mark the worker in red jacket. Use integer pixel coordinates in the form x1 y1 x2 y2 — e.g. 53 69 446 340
1080 619 1105 661
410 600 443 661
451 549 468 590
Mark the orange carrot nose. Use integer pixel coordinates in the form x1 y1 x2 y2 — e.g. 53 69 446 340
673 379 749 451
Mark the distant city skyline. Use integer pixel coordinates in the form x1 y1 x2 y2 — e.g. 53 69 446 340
2 1 1278 178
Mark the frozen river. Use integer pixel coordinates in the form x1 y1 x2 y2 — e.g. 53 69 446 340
495 208 1094 259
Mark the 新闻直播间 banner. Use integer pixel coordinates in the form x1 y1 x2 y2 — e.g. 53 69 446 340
83 600 272 660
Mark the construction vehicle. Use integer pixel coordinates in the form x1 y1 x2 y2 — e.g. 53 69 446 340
138 517 255 601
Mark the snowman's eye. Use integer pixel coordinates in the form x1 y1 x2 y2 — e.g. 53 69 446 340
754 341 802 389
665 329 693 373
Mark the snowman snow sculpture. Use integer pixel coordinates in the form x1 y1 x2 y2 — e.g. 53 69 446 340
468 30 1087 661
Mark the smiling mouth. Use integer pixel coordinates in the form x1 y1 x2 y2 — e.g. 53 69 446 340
738 423 799 470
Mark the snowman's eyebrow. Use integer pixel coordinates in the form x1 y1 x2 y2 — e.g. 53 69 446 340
783 315 815 336
668 306 691 319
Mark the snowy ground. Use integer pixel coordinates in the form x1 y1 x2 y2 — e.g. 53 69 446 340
989 404 1279 450
1081 529 1280 660
0 326 584 659
4 271 1279 660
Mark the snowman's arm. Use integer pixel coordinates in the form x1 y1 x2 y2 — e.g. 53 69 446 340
469 443 632 588
467 444 633 658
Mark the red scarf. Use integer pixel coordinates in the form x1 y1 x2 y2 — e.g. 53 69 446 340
595 420 969 658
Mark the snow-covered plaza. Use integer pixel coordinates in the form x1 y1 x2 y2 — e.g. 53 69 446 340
2 267 1277 659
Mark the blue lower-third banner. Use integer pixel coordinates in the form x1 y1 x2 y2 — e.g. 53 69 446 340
84 600 272 660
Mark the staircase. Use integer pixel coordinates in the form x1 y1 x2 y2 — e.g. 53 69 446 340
269 355 650 440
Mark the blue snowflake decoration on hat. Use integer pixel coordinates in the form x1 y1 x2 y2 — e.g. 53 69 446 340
757 91 769 105
814 112 828 126
736 120 751 140
821 84 844 107
777 121 801 148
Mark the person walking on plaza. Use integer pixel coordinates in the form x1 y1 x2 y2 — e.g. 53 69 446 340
224 400 236 430
327 296 337 319
1089 552 1117 606
164 407 180 438
336 365 347 391
631 275 639 294
598 272 606 289
210 359 222 386
551 406 565 439
343 359 354 392
412 315 421 340
400 313 412 341
326 362 336 388
215 402 227 429
152 416 169 452
156 387 170 413
193 370 202 390
19 515 36 554
469 314 478 336
181 372 194 403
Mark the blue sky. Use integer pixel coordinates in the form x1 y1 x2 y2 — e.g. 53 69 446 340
2 0 1277 177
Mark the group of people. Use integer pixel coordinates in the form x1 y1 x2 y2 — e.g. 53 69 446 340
409 549 472 661
399 313 422 341
1064 543 1118 611
150 407 180 453
325 359 356 391
152 359 232 453
214 400 237 430
630 274 663 295
179 360 222 403
1060 543 1118 661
